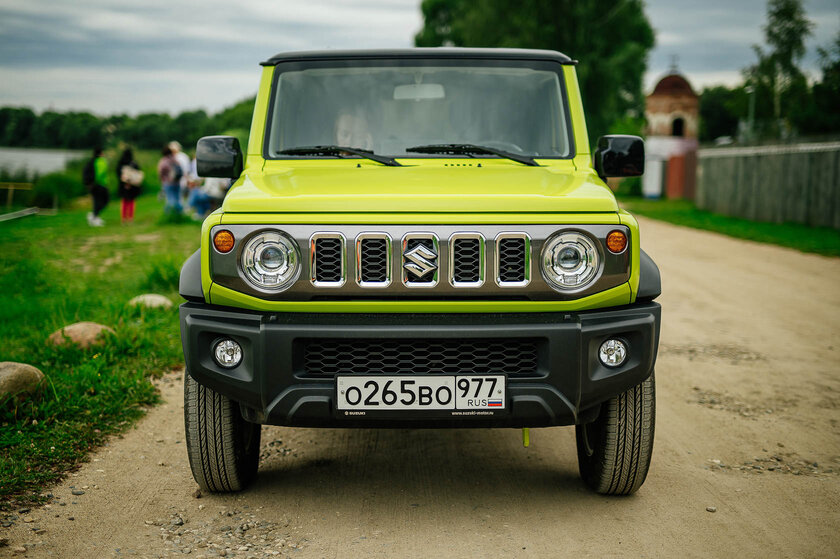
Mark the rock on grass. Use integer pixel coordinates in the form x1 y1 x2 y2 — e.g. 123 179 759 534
128 294 173 309
47 322 115 349
0 362 44 400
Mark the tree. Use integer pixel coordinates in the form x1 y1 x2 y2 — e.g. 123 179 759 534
121 113 173 150
213 97 255 133
747 0 813 123
809 28 840 134
172 110 213 151
698 86 747 142
415 0 654 143
0 107 36 147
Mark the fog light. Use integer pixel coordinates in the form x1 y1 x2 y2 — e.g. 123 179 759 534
213 338 242 368
599 339 627 367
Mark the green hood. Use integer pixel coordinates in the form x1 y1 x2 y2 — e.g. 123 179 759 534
221 160 619 214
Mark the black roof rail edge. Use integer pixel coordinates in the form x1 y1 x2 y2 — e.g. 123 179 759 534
260 48 578 66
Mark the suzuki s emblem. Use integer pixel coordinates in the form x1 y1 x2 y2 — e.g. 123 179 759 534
403 242 438 279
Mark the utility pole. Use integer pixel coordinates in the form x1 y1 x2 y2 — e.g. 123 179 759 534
745 84 756 143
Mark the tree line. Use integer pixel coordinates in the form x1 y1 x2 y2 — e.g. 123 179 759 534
0 97 254 151
699 1 840 143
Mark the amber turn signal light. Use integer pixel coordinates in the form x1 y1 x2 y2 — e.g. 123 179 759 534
213 230 235 253
606 230 627 254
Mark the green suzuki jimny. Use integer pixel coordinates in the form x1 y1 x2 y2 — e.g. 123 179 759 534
180 48 661 496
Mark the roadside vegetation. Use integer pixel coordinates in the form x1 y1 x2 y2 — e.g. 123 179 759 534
619 196 840 257
2 148 165 211
0 184 200 507
0 98 252 151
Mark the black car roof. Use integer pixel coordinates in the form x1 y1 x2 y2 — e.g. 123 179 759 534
260 48 576 66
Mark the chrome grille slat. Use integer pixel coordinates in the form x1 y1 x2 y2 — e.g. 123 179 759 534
499 238 525 281
310 232 345 287
314 239 342 282
495 232 531 287
361 240 388 282
449 232 485 288
453 239 480 282
356 233 392 287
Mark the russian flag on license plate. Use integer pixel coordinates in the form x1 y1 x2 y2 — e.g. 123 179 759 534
488 399 503 407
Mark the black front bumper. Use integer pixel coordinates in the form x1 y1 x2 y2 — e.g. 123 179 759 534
180 303 661 428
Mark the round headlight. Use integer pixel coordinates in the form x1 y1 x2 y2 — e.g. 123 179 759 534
541 232 600 291
241 231 300 291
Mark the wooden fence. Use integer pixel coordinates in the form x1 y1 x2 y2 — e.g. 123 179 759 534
696 142 840 229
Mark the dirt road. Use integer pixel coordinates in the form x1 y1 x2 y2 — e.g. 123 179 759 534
3 217 840 558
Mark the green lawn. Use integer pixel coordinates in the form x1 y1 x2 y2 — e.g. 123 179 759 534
619 197 840 257
0 194 200 508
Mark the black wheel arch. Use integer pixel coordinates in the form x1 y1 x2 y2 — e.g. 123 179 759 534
637 249 661 302
179 249 204 303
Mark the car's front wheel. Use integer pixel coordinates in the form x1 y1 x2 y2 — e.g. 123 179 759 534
184 372 261 492
575 373 655 495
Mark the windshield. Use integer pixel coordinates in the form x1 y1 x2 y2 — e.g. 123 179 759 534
266 60 573 159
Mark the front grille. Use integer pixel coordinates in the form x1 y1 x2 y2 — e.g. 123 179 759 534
303 338 540 377
313 238 342 283
452 238 480 283
360 238 388 283
498 237 527 284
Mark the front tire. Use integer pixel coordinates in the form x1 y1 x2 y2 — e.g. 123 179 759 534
184 372 261 492
575 373 655 495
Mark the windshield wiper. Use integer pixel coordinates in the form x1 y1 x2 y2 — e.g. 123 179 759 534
279 145 402 167
406 144 539 166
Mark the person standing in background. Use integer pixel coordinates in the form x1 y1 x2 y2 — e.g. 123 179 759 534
117 148 143 224
157 146 182 214
82 146 109 227
168 141 191 204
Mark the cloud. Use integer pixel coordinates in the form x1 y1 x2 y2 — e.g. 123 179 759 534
0 0 836 113
0 66 260 115
645 0 838 78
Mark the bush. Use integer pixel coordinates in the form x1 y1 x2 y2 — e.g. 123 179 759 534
32 172 86 207
143 254 183 292
614 176 642 198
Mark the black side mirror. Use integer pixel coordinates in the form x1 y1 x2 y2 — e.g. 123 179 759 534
196 136 243 179
594 135 644 178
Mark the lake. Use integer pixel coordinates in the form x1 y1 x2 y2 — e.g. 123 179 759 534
0 147 86 177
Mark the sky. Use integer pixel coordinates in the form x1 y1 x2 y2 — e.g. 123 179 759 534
0 0 837 116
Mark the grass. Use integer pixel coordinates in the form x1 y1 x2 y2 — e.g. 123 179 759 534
0 194 200 508
619 197 840 257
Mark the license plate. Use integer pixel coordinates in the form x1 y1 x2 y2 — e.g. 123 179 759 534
336 375 506 412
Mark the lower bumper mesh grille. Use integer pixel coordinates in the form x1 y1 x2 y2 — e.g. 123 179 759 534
302 338 540 377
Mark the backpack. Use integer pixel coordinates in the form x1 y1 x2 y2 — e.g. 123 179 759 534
170 158 184 183
82 158 96 186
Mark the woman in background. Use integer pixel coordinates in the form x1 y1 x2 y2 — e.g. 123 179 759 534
157 146 182 214
116 148 143 224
